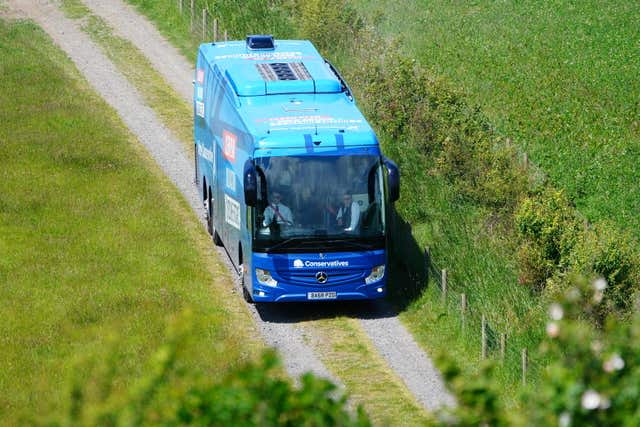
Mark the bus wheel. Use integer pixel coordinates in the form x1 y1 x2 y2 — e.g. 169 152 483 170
205 195 213 236
212 228 222 246
241 268 253 303
194 145 199 184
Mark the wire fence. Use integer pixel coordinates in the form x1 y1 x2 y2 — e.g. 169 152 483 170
425 247 541 386
176 0 228 43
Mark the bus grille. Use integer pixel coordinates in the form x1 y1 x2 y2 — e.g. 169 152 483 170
279 270 366 286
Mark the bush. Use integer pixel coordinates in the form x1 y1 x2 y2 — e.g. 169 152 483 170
44 315 369 427
515 188 580 291
528 275 640 427
515 187 639 318
428 274 640 427
571 222 640 320
295 0 362 54
353 49 528 215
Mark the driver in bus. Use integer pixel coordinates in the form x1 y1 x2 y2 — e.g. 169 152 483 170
263 191 293 227
336 191 360 232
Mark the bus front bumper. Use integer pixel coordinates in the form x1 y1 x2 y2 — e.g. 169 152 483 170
250 280 386 303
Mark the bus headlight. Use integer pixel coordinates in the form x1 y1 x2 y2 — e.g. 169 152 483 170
256 268 278 287
365 265 385 284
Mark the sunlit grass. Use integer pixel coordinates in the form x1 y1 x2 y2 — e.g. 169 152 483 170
0 18 261 424
354 0 640 238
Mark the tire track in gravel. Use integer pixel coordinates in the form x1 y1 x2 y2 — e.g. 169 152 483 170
5 0 338 385
37 0 454 411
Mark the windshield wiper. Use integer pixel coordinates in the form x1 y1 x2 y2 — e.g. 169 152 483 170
265 236 379 253
266 237 308 253
318 238 373 251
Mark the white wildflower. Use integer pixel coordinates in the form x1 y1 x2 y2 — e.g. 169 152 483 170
603 353 625 372
593 290 604 304
581 389 601 410
546 321 560 338
599 396 611 410
567 287 581 301
593 278 607 291
558 412 571 427
549 303 564 321
590 340 603 355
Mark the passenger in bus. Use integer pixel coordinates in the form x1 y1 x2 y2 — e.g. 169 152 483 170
336 191 360 232
262 191 293 227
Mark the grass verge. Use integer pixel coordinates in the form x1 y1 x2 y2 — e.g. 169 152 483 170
301 317 430 426
0 17 260 424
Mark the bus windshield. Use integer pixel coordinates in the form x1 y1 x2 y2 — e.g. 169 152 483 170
253 155 386 252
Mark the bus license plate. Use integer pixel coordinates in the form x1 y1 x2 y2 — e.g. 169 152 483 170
307 291 337 300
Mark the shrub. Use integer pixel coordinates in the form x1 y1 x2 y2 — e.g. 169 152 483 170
528 275 640 427
355 49 529 215
44 314 369 427
516 241 556 292
571 222 640 320
432 359 513 427
515 188 580 291
428 274 640 427
295 0 362 54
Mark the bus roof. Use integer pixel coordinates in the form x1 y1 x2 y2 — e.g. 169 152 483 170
198 39 378 148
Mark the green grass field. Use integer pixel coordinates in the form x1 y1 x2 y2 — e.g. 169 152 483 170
355 0 640 237
0 18 260 424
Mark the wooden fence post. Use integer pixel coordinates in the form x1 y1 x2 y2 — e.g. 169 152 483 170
441 268 447 303
178 0 183 14
523 152 529 169
224 29 228 42
461 293 467 329
213 18 218 43
424 246 430 277
481 315 487 359
522 348 528 385
202 9 207 40
190 0 194 32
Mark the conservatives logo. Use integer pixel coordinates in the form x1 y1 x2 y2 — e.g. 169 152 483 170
292 259 349 268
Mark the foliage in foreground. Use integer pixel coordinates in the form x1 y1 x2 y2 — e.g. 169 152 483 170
45 314 369 427
430 275 640 426
53 277 640 427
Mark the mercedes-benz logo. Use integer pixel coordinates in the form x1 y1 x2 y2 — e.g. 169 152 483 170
315 271 328 284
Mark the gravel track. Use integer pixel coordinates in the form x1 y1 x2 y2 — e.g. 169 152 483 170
8 0 454 411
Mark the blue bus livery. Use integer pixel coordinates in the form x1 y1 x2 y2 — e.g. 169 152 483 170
194 35 399 303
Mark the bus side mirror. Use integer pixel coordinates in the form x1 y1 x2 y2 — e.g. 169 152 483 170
243 160 257 207
384 157 400 203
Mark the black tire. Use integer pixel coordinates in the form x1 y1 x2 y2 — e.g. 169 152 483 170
241 268 254 303
194 144 199 185
213 228 223 246
205 193 213 236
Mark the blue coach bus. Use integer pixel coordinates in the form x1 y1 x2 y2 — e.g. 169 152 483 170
194 35 399 303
